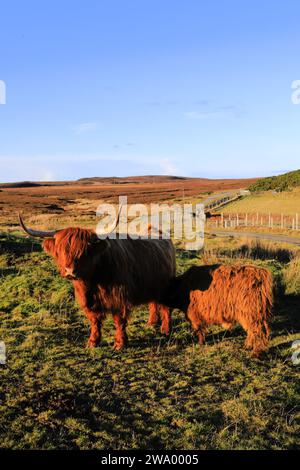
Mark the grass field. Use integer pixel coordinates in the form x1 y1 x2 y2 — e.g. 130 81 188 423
0 234 299 450
222 188 300 215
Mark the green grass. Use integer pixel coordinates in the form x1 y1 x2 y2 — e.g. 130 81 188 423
249 169 300 192
221 188 300 215
0 236 300 450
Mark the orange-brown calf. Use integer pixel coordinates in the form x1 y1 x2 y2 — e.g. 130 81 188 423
163 265 273 357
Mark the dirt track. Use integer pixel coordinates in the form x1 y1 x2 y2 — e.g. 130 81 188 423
209 230 300 246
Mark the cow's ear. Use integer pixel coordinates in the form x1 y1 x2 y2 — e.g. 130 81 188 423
43 238 56 255
89 235 110 252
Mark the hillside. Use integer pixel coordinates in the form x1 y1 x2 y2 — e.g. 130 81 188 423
0 174 259 188
249 170 300 192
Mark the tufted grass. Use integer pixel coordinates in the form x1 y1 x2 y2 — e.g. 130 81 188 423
0 236 299 450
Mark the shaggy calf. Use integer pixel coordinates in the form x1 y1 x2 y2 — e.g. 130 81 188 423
163 265 273 357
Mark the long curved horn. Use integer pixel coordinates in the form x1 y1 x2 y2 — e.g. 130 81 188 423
96 204 123 237
18 213 58 238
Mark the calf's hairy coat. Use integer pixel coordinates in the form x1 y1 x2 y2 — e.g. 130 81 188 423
163 264 273 357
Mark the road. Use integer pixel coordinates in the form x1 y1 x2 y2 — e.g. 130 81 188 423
202 190 240 206
203 189 246 213
208 230 300 246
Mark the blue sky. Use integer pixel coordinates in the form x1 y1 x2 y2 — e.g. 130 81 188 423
0 0 300 182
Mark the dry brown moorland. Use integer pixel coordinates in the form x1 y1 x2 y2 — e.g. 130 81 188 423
0 175 258 231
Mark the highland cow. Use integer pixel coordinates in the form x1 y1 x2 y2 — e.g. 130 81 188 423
19 213 176 349
163 264 273 356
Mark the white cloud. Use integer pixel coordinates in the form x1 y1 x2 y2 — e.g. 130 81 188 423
184 106 242 121
39 170 56 181
0 154 184 182
74 121 101 134
159 158 180 175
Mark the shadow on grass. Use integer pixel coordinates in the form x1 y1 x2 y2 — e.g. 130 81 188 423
0 234 42 256
176 243 294 264
272 293 300 334
205 244 294 263
0 267 19 276
176 248 201 261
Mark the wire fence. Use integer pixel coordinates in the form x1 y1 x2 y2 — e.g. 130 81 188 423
206 213 300 230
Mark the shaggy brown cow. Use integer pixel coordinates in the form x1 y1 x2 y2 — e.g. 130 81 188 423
19 214 176 349
162 264 273 357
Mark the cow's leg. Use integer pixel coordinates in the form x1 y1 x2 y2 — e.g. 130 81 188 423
73 282 103 348
147 302 159 327
113 311 128 350
159 305 171 335
85 311 102 348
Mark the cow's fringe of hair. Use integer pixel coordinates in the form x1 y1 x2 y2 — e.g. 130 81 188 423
55 227 94 266
185 265 273 357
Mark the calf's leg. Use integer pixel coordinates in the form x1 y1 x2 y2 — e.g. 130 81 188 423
186 298 207 345
221 321 233 330
243 319 270 358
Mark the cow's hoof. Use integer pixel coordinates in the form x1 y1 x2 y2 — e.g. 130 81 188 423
113 338 128 350
160 329 170 336
160 324 170 335
113 343 124 350
86 339 99 348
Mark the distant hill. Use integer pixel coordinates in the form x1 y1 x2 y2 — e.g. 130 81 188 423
0 181 43 189
249 169 300 192
76 175 189 185
0 174 259 188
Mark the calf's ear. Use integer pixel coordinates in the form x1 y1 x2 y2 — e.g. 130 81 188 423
43 238 56 255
